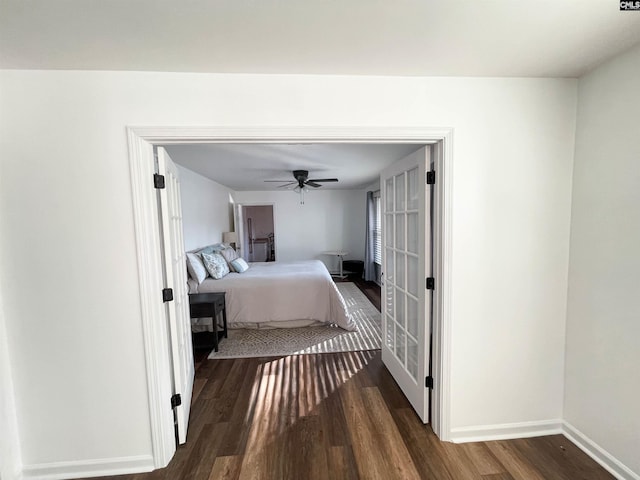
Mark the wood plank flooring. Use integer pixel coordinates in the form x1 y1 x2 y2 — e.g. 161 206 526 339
90 350 613 480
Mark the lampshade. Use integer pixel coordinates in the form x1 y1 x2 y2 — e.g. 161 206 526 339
222 231 238 244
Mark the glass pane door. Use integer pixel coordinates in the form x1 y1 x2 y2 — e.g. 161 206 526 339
380 147 431 423
384 168 420 379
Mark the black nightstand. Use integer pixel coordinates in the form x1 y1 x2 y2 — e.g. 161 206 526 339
189 292 228 352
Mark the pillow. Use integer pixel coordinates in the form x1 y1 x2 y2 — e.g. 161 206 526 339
200 252 230 279
219 246 239 270
185 253 207 284
196 243 226 257
230 257 249 273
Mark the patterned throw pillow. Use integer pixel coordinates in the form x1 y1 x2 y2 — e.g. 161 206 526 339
230 257 249 273
200 252 230 279
185 252 207 284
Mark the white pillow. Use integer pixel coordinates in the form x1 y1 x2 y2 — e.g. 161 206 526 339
201 252 230 279
219 246 239 270
185 253 207 284
230 257 249 273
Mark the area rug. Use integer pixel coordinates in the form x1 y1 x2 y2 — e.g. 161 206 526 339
207 282 381 359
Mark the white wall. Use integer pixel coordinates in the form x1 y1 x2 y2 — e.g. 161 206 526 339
234 190 366 269
0 70 576 474
176 164 235 251
564 44 640 476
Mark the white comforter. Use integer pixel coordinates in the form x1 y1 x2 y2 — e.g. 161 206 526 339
187 260 356 331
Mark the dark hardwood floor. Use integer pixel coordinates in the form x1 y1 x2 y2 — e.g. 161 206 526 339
92 278 611 479
90 349 612 480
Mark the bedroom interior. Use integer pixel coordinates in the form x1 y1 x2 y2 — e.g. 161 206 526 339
149 140 439 455
166 142 425 271
167 141 419 340
167 142 424 359
1 3 639 479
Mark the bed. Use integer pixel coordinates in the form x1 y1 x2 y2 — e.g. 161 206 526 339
187 259 356 331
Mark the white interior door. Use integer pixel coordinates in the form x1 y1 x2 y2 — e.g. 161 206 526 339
157 147 195 444
381 146 431 423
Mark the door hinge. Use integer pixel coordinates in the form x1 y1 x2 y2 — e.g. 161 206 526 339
153 173 165 189
171 393 182 409
426 277 435 290
426 170 436 185
162 288 174 302
425 376 434 389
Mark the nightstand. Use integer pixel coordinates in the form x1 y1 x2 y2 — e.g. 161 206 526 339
189 292 228 352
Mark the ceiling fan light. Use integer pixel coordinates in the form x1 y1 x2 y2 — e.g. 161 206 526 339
293 185 301 193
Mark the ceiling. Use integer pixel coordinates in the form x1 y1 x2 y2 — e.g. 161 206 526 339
2 1 640 78
5 2 638 192
164 143 424 191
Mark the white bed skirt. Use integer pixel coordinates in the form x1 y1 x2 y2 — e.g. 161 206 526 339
188 260 356 331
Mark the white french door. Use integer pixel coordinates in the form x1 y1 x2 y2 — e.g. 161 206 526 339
157 147 195 444
381 146 431 423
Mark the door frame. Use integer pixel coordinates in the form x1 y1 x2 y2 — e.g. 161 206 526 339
126 126 454 467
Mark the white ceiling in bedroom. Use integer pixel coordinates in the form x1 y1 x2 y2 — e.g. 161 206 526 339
164 143 424 191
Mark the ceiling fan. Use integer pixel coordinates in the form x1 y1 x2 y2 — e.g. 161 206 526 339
264 170 338 189
264 170 338 204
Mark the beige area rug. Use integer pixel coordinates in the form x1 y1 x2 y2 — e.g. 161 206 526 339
207 282 381 359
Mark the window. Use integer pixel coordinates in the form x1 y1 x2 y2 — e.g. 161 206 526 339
373 191 382 265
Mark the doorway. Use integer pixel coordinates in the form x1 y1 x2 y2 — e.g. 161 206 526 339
235 204 276 262
127 126 453 469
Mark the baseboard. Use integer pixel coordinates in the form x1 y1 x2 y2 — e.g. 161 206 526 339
449 419 563 443
20 454 154 480
562 421 639 480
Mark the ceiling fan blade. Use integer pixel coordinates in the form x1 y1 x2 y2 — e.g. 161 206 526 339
277 182 296 188
308 178 338 183
305 181 322 188
264 180 293 182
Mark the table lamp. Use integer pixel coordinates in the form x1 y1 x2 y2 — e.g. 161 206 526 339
222 231 238 249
